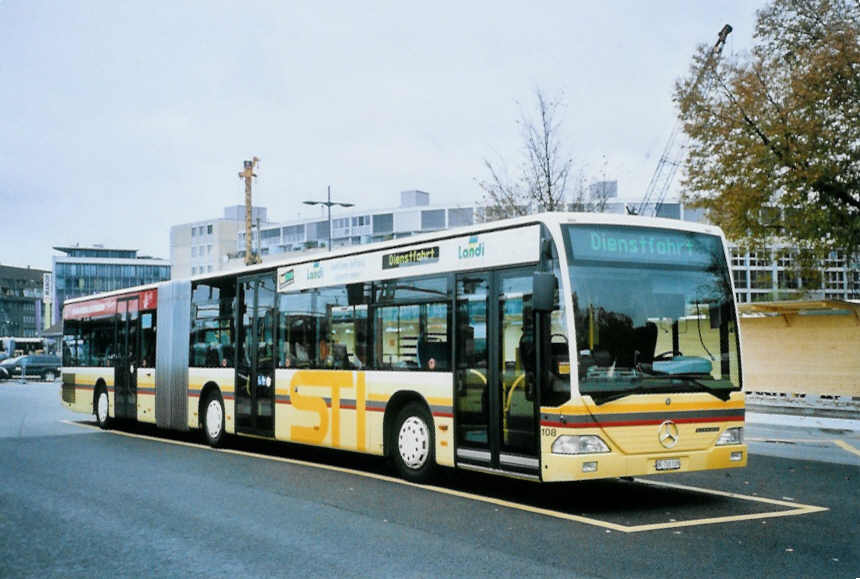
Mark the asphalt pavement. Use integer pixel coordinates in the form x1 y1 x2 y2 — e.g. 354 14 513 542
1 380 857 578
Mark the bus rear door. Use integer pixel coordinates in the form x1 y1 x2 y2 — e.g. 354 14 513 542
114 297 138 420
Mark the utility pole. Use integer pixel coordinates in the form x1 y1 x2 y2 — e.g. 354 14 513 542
239 157 261 265
303 186 354 252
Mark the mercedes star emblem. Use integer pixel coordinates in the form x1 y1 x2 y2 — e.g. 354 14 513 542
658 420 680 449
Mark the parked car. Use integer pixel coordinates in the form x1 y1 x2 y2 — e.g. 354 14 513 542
0 355 62 381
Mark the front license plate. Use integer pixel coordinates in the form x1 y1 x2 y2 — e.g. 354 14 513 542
656 458 681 471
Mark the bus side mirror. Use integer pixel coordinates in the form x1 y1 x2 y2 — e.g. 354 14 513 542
533 272 556 312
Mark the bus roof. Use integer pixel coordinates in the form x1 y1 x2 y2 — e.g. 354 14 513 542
63 212 725 307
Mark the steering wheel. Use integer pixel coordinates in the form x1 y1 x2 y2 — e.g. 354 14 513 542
653 350 683 361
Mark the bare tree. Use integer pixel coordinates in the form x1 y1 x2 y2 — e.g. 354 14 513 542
479 89 574 221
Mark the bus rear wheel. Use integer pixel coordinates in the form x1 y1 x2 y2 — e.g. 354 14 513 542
94 387 110 430
202 391 225 448
392 402 435 483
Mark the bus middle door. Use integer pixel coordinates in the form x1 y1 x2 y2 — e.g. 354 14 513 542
454 268 540 478
236 274 276 437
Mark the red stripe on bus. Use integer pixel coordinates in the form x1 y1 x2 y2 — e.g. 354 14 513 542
540 415 745 429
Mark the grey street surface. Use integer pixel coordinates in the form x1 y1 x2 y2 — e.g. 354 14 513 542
1 381 857 578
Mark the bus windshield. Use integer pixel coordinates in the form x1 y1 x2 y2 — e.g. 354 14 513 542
563 224 741 405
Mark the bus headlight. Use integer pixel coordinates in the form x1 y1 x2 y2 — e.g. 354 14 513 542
716 427 743 446
552 435 610 455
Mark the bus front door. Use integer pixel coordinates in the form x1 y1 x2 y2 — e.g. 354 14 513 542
236 274 276 437
114 297 139 420
454 268 540 478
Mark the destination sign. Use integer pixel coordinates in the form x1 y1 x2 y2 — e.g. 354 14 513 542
566 225 722 267
382 246 440 270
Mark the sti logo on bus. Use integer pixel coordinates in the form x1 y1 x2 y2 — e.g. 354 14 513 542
307 262 323 281
279 269 295 289
458 236 485 260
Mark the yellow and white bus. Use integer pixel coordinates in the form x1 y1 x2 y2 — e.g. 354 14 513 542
60 213 746 483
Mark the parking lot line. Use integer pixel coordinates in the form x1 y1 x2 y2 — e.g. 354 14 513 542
831 439 860 457
63 420 830 533
626 478 828 532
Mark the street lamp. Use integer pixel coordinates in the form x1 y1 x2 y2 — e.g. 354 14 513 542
303 185 354 252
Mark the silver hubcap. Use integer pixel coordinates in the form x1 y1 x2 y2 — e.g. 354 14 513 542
206 399 223 440
45 372 55 382
97 392 108 423
398 416 430 469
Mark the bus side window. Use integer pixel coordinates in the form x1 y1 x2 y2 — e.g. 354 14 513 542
371 276 451 372
140 312 156 368
190 279 236 368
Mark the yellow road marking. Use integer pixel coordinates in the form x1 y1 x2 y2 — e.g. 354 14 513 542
627 479 828 533
832 439 860 457
61 420 829 533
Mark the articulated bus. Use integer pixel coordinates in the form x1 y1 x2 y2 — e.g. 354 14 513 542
60 213 746 483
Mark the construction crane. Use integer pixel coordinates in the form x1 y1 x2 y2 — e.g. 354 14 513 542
632 24 732 218
239 156 261 265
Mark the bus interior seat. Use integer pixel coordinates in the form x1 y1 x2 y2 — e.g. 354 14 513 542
220 344 234 366
417 338 449 370
633 322 658 364
591 350 612 367
294 342 309 362
332 344 349 369
550 340 569 369
205 348 220 367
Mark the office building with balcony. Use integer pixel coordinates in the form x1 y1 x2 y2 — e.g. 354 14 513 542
51 245 171 322
237 191 476 259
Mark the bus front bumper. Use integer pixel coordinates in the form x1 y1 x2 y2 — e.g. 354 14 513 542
540 444 748 482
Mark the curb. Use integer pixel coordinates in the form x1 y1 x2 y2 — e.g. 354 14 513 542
746 411 860 432
746 403 860 421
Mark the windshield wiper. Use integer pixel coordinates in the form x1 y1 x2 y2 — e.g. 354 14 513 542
591 373 732 404
676 375 732 401
595 382 651 405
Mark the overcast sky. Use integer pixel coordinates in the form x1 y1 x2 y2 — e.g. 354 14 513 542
0 0 764 271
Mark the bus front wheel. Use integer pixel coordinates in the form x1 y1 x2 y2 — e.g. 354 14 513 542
202 391 225 448
392 402 435 483
94 387 110 430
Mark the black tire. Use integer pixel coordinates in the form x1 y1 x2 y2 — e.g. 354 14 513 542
391 402 436 483
201 391 225 448
94 386 111 429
